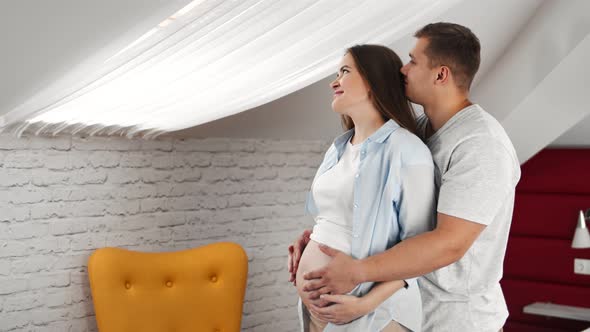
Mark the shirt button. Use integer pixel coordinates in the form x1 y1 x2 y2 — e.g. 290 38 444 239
355 173 359 178
353 234 359 238
353 204 358 208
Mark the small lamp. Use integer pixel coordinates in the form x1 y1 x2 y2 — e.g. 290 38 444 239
572 209 590 249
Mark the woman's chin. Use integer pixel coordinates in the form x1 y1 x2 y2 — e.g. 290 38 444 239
331 99 345 112
331 105 345 114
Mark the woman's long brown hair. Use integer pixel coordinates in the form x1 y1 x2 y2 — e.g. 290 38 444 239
340 44 417 134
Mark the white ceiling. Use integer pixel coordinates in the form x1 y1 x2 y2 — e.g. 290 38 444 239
0 0 192 116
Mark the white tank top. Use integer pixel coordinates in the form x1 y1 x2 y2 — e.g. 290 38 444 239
309 137 361 255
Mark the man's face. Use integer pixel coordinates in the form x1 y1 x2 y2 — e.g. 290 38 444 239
400 37 437 105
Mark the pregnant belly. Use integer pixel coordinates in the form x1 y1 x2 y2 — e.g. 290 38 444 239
296 240 333 307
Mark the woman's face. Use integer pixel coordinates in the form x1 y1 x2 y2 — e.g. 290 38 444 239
330 53 371 115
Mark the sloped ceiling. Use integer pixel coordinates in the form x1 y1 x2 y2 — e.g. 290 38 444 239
173 0 590 162
0 0 463 137
170 0 545 140
2 0 588 155
473 0 590 161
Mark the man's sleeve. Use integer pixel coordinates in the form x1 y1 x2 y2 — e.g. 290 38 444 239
437 136 516 225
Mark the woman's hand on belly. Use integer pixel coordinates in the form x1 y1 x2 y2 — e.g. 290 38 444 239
300 284 332 309
288 229 312 284
308 294 367 325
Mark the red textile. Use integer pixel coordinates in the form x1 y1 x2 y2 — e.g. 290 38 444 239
503 149 590 332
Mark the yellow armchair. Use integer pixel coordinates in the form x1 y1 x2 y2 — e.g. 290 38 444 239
88 242 248 332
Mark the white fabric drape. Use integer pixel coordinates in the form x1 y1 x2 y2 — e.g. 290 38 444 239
0 0 460 138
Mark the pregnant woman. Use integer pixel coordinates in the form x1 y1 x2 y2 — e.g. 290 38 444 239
290 45 436 332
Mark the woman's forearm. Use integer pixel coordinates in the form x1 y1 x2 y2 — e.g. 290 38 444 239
358 280 406 313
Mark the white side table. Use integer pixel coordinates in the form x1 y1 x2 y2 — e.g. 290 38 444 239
524 302 590 332
523 302 590 322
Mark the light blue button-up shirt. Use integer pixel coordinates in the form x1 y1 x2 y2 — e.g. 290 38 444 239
300 120 436 332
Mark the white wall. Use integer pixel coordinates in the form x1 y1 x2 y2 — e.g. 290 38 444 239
552 115 590 147
0 134 329 332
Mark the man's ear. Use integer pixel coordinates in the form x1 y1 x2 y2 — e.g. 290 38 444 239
436 66 450 84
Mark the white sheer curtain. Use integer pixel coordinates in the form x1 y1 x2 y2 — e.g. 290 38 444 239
0 0 460 138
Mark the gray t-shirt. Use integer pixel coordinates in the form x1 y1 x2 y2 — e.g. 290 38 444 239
416 104 521 332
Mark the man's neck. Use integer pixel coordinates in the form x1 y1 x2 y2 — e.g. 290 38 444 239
423 97 472 137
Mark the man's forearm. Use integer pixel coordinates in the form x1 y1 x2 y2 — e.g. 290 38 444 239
354 229 461 284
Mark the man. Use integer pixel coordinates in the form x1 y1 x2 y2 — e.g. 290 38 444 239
288 22 521 331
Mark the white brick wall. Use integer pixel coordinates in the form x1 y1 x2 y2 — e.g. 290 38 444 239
0 134 330 332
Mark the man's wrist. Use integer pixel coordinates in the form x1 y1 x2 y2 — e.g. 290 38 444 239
352 258 368 285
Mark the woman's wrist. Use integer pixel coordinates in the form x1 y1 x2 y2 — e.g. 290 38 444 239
357 293 378 315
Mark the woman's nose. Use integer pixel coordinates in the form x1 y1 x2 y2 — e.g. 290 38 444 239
330 79 340 89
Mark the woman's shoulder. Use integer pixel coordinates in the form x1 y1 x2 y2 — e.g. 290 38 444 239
386 127 433 166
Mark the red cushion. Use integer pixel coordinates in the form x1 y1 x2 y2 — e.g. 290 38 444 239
518 149 590 194
512 193 590 239
504 237 590 286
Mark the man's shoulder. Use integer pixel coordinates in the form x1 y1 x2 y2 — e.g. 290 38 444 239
457 104 506 135
444 105 515 153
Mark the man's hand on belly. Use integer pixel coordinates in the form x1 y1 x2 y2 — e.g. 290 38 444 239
302 245 361 297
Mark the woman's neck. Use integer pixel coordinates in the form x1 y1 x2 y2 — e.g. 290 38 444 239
350 116 386 145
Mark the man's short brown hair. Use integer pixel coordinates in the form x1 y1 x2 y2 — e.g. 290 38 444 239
415 22 481 91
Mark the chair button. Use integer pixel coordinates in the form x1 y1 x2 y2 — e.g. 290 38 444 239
210 275 218 283
125 282 131 289
166 281 173 287
213 329 220 332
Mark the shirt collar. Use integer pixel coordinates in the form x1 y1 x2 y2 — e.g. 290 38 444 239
332 119 401 153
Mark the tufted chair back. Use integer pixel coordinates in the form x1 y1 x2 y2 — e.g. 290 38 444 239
88 242 248 332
